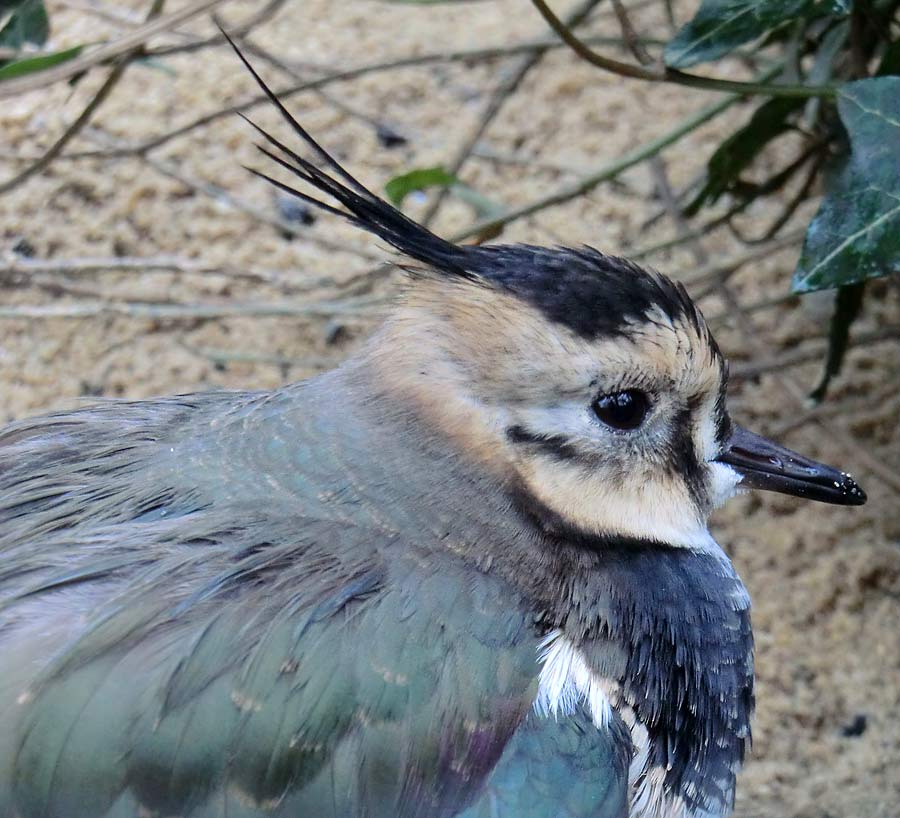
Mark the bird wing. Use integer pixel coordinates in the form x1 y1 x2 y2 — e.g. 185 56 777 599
0 507 543 818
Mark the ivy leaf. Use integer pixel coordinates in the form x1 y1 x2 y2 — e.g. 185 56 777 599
0 0 49 51
686 96 805 215
385 165 503 223
385 167 459 207
793 77 900 292
0 43 81 80
665 0 818 68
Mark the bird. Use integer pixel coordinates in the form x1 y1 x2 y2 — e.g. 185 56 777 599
0 37 867 818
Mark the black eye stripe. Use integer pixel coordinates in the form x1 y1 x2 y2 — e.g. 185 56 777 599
506 425 580 461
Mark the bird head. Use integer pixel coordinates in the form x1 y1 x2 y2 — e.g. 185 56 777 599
228 36 865 551
375 249 865 549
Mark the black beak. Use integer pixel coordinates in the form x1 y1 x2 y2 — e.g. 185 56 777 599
715 425 866 506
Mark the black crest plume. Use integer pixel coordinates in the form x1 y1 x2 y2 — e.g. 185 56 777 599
222 30 471 278
223 29 719 345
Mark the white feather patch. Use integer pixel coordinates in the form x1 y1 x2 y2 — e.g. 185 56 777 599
534 629 612 728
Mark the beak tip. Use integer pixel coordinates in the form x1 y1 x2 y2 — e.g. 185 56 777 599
840 473 867 506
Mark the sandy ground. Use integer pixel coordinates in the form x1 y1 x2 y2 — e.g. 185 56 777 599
1 1 898 815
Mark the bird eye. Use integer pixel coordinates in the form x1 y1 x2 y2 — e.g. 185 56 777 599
591 389 650 431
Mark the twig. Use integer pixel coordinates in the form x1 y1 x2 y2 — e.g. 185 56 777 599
9 35 651 162
0 0 228 99
0 296 389 321
649 156 708 265
420 0 602 227
768 385 899 437
236 38 400 140
81 128 381 262
610 0 653 65
529 0 839 98
147 0 288 58
4 272 108 301
0 0 167 195
730 327 899 380
727 152 824 245
55 0 146 26
450 90 745 242
706 292 800 324
0 61 129 194
628 145 811 261
639 169 706 231
687 231 804 298
1 254 295 289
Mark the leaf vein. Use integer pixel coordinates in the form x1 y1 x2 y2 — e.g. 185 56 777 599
840 93 900 132
804 199 900 280
669 4 755 64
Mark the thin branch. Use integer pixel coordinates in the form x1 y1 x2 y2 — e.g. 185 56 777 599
470 144 582 174
7 35 649 163
147 0 288 58
769 385 899 437
0 61 129 194
236 38 400 140
530 0 839 98
649 156 708 265
0 296 389 321
450 89 746 242
629 144 817 261
1 254 297 289
0 0 228 99
706 291 800 324
610 0 653 65
727 152 825 245
0 0 167 195
730 327 899 380
421 0 602 227
80 128 381 262
688 231 804 298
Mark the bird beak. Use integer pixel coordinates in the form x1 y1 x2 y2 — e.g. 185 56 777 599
715 425 866 506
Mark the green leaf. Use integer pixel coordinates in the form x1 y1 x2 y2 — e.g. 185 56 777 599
0 0 48 51
384 165 503 220
793 77 900 292
686 96 805 215
384 166 459 207
664 0 816 68
0 43 81 80
808 281 864 402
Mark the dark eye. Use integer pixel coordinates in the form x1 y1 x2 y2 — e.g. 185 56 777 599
591 389 650 431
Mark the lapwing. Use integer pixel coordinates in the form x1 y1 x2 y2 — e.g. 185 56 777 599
0 39 866 818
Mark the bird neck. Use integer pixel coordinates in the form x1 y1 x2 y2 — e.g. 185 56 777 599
530 527 753 818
